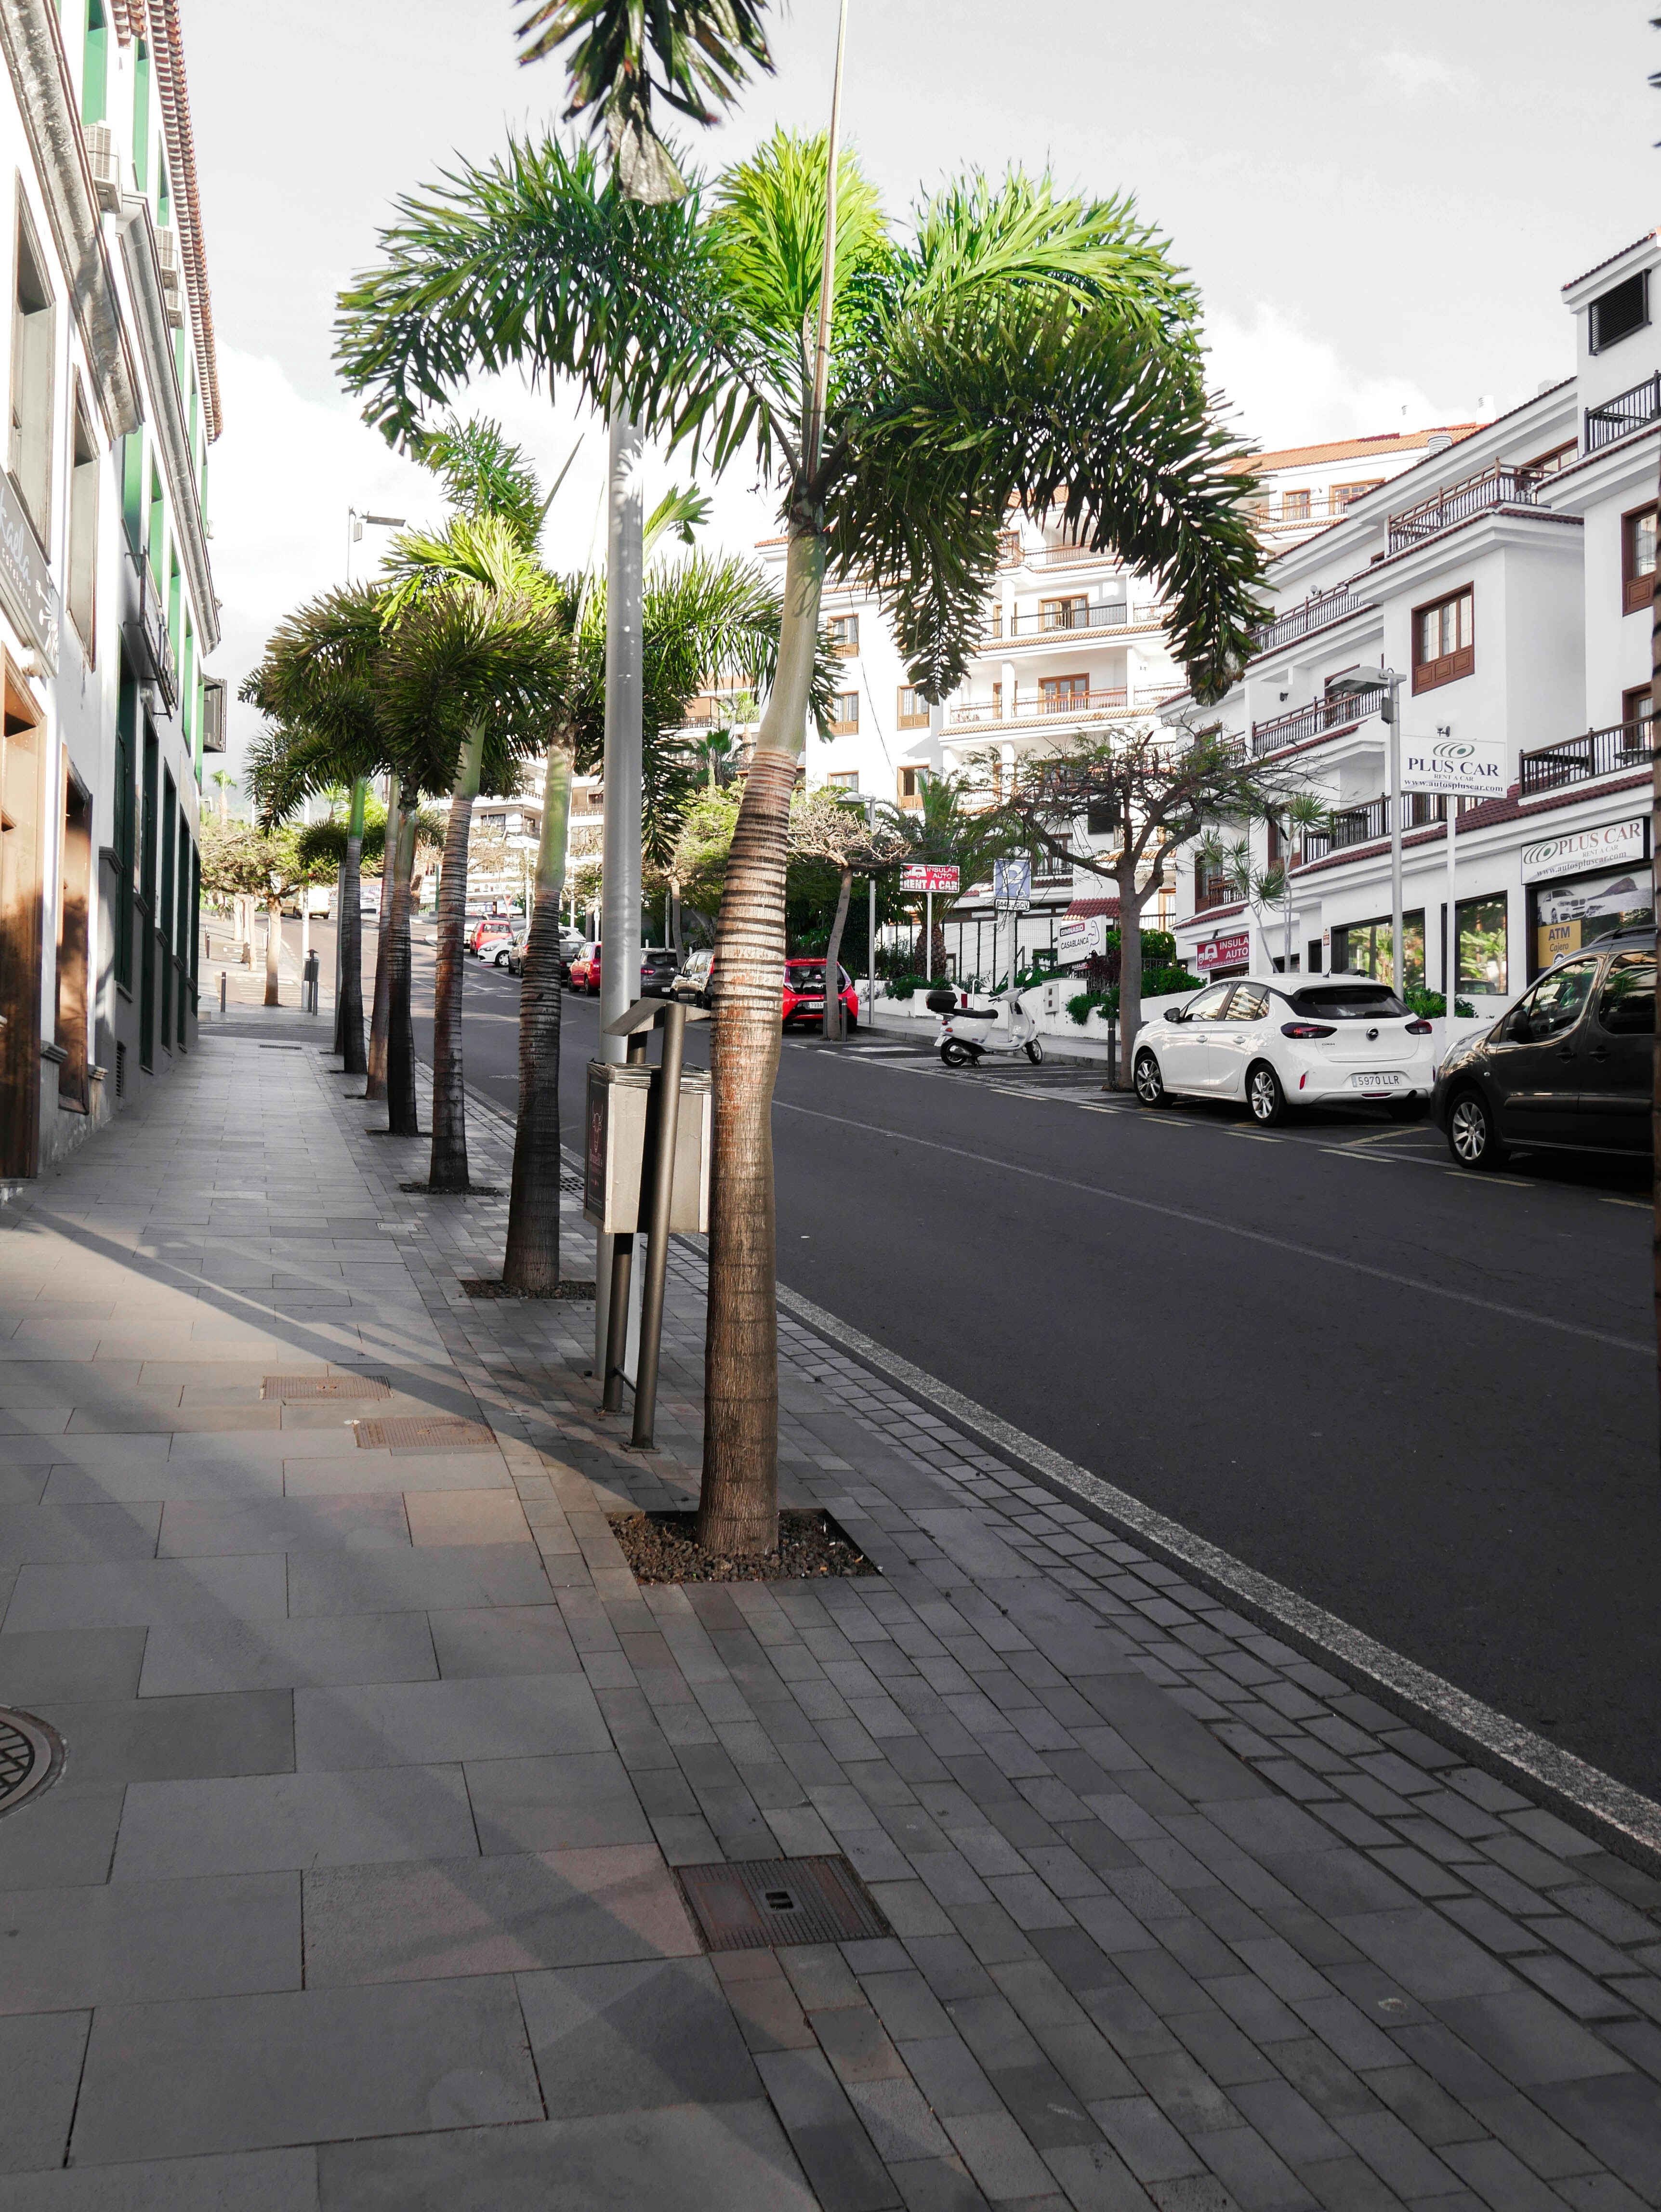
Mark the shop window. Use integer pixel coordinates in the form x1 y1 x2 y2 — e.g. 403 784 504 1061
1590 270 1648 354
827 614 858 656
9 200 55 548
1331 911 1425 992
67 383 99 659
1622 505 1656 617
1533 865 1653 973
1412 586 1474 694
896 685 929 730
1456 893 1507 997
829 690 858 735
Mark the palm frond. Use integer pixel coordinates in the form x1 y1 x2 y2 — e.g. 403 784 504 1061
413 416 547 549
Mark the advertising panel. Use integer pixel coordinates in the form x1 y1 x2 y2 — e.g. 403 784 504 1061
1399 734 1508 798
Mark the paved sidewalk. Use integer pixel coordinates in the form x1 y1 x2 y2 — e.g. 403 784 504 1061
1 1019 1659 2208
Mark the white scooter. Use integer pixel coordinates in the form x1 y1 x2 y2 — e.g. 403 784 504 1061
932 988 1045 1069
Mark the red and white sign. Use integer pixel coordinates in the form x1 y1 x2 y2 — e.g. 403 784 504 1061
1196 932 1251 973
901 863 959 893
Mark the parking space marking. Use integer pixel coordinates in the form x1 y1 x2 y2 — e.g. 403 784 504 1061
1445 1170 1531 1188
1600 1195 1650 1210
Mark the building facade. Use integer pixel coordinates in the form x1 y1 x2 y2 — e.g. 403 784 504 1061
1169 232 1657 1010
0 0 220 1181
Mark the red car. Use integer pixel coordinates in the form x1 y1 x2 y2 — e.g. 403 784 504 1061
567 941 601 994
783 959 858 1031
467 916 515 957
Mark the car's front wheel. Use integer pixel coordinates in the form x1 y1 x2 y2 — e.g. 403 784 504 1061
1246 1062 1289 1127
1447 1089 1507 1170
494 948 510 967
1133 1050 1167 1106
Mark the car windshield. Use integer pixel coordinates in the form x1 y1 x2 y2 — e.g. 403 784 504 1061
1288 985 1409 1020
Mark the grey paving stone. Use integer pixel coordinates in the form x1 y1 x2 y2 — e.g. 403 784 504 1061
884 2155 992 2212
0 1871 298 2014
313 2102 818 2210
0 2010 91 2172
1435 1989 1635 2088
138 1613 438 1697
41 1459 285 1504
0 1626 146 1704
0 1504 160 1566
0 2147 320 2209
464 1751 652 1852
940 2106 1059 2201
428 1605 582 1678
4 1555 289 1630
31 1690 293 1783
754 2045 902 2211
1331 1909 1519 2002
292 1673 609 1769
302 1843 698 1984
1534 2074 1661 2205
157 1494 409 1555
69 1978 542 2165
286 1544 552 1617
1089 2095 1205 2184
113 1765 479 1879
0 1781 124 1889
517 1958 760 2114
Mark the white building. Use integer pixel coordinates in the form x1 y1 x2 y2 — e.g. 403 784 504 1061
1168 228 1657 1011
0 0 221 1179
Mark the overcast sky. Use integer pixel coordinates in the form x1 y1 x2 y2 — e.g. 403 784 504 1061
185 0 1659 770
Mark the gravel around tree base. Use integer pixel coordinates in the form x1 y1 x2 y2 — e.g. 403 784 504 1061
611 1508 879 1583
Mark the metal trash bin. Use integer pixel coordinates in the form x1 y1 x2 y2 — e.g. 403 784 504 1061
583 1060 711 1235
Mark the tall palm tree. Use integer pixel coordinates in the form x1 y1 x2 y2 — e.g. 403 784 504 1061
338 136 1266 1553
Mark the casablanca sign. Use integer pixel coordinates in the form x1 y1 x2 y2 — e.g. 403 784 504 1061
1400 734 1508 799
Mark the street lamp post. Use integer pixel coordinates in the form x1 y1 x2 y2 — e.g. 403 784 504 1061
338 510 404 1059
1328 668 1405 990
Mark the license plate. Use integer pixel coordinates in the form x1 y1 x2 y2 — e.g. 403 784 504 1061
1350 1070 1405 1089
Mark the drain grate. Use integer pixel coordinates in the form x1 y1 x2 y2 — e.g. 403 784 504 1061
263 1374 391 1400
676 1855 891 1952
459 1277 596 1300
355 1416 496 1452
0 1708 64 1819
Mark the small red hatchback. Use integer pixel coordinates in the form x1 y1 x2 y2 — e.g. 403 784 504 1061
782 960 858 1030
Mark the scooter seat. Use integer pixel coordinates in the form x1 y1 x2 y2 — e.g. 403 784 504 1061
953 1006 998 1021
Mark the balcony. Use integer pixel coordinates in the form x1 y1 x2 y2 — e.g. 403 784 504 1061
121 553 178 714
1584 372 1661 455
1386 463 1541 553
1251 583 1374 658
1518 715 1653 795
1250 693 1372 759
1194 875 1239 913
947 685 1183 730
990 599 1160 641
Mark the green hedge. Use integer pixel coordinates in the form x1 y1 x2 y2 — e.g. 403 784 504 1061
1068 968 1200 1025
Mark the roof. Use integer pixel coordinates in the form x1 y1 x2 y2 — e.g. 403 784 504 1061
1561 232 1659 294
1226 425 1482 476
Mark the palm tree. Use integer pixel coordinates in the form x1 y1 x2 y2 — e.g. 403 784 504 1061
788 788 908 1038
338 136 1266 1554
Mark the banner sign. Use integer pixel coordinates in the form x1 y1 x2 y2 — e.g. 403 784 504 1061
1521 816 1648 884
1400 734 1508 798
1196 931 1251 973
900 863 959 893
1056 914 1107 964
993 857 1031 910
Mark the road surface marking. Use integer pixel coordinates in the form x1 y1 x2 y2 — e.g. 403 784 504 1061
771 1098 1648 1355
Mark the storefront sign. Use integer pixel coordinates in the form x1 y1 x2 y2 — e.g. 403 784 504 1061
1056 914 1107 964
992 857 1031 911
0 469 58 675
1197 931 1251 974
1532 863 1655 970
900 863 959 893
1521 817 1648 884
1400 734 1508 798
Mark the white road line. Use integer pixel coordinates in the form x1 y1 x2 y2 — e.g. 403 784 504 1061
772 1279 1661 1872
771 1097 1648 1355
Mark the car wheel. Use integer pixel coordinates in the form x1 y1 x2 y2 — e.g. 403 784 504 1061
494 948 509 967
1447 1089 1507 1170
1246 1061 1289 1126
1133 1050 1167 1106
1024 1038 1044 1064
940 1039 976 1067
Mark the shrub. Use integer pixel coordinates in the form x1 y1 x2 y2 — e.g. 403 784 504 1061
1068 987 1118 1024
1143 966 1200 998
1404 988 1477 1020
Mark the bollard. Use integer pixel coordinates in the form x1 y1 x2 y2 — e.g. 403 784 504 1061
302 948 320 1015
219 971 227 1014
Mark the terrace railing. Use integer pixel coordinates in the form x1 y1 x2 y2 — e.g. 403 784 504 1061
1250 583 1374 657
1584 372 1661 455
1518 715 1654 794
1386 463 1541 553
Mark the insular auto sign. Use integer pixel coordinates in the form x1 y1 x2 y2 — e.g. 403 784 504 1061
1399 734 1508 797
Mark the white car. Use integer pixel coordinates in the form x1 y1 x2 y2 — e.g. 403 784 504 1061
1131 973 1438 1126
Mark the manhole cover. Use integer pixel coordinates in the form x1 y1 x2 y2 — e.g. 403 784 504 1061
0 1708 64 1818
677 1856 891 1952
263 1375 391 1400
354 1417 495 1452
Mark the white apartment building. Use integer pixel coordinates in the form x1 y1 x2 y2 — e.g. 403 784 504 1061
1169 228 1657 1011
0 0 220 1179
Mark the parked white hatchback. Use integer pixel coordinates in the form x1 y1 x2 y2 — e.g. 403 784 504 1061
1132 974 1439 1126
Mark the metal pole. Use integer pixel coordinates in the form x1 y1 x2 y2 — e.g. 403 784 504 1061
925 888 933 979
1446 788 1457 1007
603 1027 649 1412
1387 674 1404 994
631 1001 685 1448
867 874 875 1021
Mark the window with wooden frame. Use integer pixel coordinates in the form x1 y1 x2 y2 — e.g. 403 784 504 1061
1333 478 1384 512
897 766 928 806
826 769 859 792
1621 505 1656 617
830 689 858 735
1281 488 1311 521
1039 595 1087 632
1621 682 1654 731
1040 673 1089 711
9 197 55 549
66 381 98 659
827 613 858 657
1411 586 1474 693
896 685 929 730
1520 441 1576 480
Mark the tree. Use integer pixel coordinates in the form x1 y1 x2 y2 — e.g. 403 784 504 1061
198 820 310 1006
787 788 907 1036
1194 789 1332 983
885 769 1021 977
997 720 1305 1076
338 135 1265 1556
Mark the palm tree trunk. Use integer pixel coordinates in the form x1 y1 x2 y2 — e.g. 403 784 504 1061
503 738 575 1291
386 805 420 1138
822 865 852 1040
339 779 368 1077
264 897 281 1007
428 727 485 1191
697 527 825 1555
366 776 400 1101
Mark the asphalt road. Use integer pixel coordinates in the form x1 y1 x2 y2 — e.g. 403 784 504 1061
382 929 1661 1800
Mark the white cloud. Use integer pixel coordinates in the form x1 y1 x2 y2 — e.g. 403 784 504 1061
1203 302 1466 453
1375 49 1476 101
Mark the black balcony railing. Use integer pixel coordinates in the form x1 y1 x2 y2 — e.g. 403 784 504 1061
1584 372 1661 455
1251 693 1371 758
1328 798 1391 850
1386 464 1541 553
1194 876 1238 912
1250 583 1373 658
1518 715 1654 795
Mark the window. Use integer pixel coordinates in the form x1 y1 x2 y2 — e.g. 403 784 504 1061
1040 674 1090 712
8 200 54 548
1281 488 1310 521
1412 586 1474 693
1185 984 1234 1022
1596 953 1656 1037
1085 798 1119 837
830 690 858 734
1456 893 1507 997
896 685 929 730
1305 937 1323 974
1622 506 1656 617
1226 984 1270 1022
1039 595 1087 631
1333 479 1383 510
827 613 858 656
1289 983 1410 1020
826 770 859 792
897 766 928 806
1515 959 1597 1038
1331 912 1425 992
1621 683 1654 731
66 383 98 658
1520 441 1576 479
1590 270 1648 354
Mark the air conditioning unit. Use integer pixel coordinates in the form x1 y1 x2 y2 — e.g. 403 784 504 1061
85 121 120 214
154 225 184 328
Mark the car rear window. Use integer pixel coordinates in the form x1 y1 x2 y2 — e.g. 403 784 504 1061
1288 985 1409 1019
787 964 824 980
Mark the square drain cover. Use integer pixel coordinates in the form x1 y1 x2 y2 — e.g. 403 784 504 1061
264 1375 391 1400
677 1856 890 1951
354 1416 495 1452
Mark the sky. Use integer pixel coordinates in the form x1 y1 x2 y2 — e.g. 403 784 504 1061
184 0 1660 774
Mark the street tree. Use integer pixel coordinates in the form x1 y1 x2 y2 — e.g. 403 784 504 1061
885 770 1021 978
198 819 310 1006
787 788 908 1037
1194 789 1332 985
338 133 1265 1555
